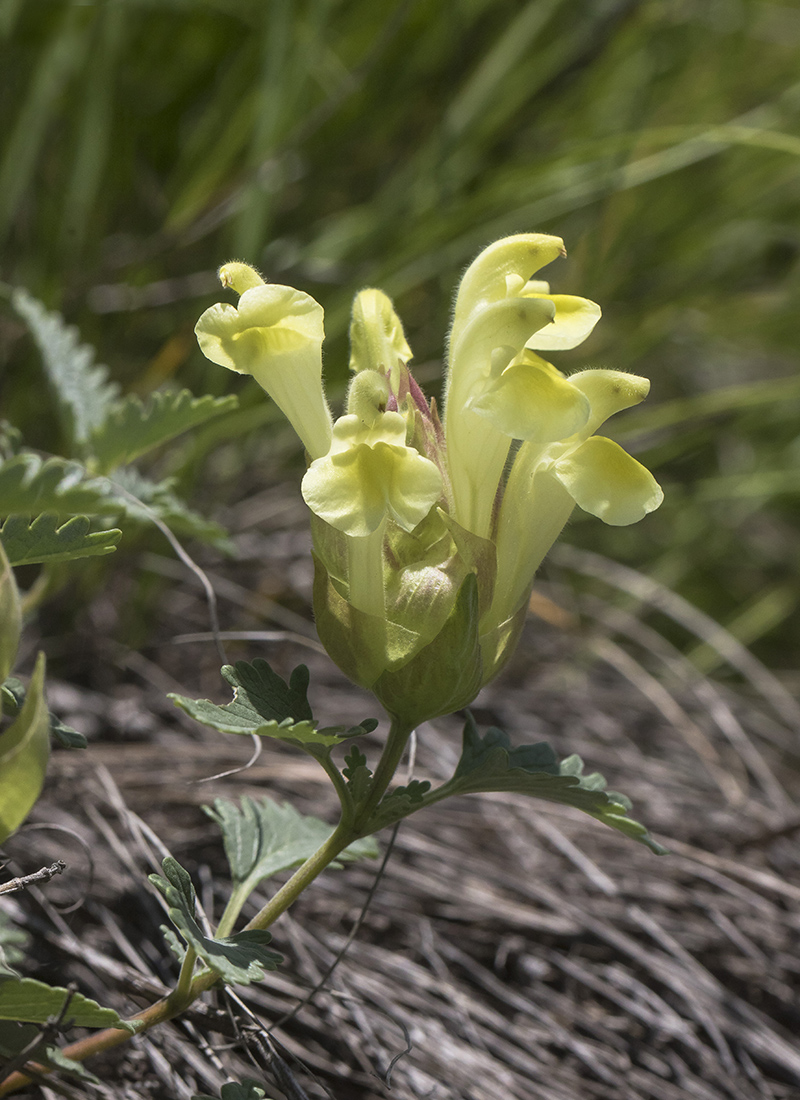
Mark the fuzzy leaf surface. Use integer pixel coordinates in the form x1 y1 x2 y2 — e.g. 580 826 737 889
204 796 378 888
0 653 50 844
0 454 111 517
423 715 667 854
12 289 119 448
0 978 126 1028
110 467 232 549
171 660 377 751
1 513 121 566
149 857 282 985
88 389 238 473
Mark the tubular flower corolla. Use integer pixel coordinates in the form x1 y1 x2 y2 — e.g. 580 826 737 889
195 237 662 726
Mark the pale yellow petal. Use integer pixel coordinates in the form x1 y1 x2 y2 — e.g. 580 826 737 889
469 353 590 443
551 437 663 525
523 293 601 351
568 370 650 436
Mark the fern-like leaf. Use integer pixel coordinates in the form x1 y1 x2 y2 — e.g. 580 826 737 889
88 389 237 473
12 288 119 450
1 514 121 566
0 454 111 517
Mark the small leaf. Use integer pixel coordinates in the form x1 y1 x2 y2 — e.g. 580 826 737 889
170 660 376 752
0 653 50 844
88 389 238 474
149 857 283 985
343 745 372 803
193 1080 270 1100
0 454 111 517
0 538 21 682
372 779 432 827
2 678 87 749
12 289 119 448
1 514 121 566
0 978 126 1028
204 797 378 888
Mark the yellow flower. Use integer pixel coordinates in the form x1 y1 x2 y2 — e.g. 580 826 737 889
195 241 662 726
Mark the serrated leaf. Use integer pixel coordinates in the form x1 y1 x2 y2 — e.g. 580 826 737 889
170 660 376 752
381 715 666 854
0 653 50 844
0 454 112 517
204 797 378 889
193 1080 270 1100
0 978 126 1028
88 389 238 474
1 513 121 566
0 538 20 682
12 288 119 448
149 857 282 985
110 467 232 549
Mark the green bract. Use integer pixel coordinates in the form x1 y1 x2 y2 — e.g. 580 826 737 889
196 235 663 726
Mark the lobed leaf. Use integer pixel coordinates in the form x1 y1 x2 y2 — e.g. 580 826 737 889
1 513 121 566
382 715 667 854
0 653 50 844
170 660 377 752
110 467 232 549
149 857 283 985
0 453 111 517
204 796 378 888
12 288 119 449
88 388 238 474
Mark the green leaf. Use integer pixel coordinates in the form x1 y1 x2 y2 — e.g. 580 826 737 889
149 857 283 985
0 537 20 682
204 796 378 889
1 677 87 749
0 1017 101 1082
0 454 111 517
88 389 238 474
12 288 119 449
193 1080 271 1100
371 779 431 826
110 467 232 549
343 745 372 803
170 660 378 752
0 652 50 844
395 715 667 854
1 513 121 566
0 977 126 1028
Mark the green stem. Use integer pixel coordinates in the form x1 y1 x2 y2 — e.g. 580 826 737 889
174 945 197 1001
352 714 414 834
242 815 355 932
0 725 415 1095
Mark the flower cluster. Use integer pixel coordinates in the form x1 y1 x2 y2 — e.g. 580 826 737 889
196 235 662 726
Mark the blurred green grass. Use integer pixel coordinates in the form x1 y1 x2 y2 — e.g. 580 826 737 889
2 0 800 673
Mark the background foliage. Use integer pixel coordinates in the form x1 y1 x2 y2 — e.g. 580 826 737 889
2 0 800 673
